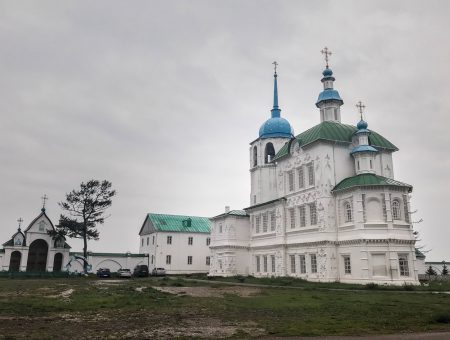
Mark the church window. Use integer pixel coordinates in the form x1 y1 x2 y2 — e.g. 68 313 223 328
206 256 210 266
38 221 46 231
398 254 409 276
287 171 294 191
271 255 276 273
262 212 268 232
256 256 260 272
357 160 360 171
307 162 315 186
206 237 210 246
290 255 296 273
310 254 317 273
188 237 193 245
362 194 366 222
264 143 275 164
253 146 258 167
372 254 387 276
345 201 353 222
151 255 154 264
334 108 338 121
289 208 296 229
299 255 306 274
146 237 149 246
263 255 268 272
403 194 410 223
167 236 172 244
152 236 155 245
187 256 193 265
270 211 276 231
219 223 223 233
309 203 317 225
299 206 306 227
298 167 304 189
166 255 171 265
381 194 387 221
392 199 401 220
343 256 351 274
255 216 261 233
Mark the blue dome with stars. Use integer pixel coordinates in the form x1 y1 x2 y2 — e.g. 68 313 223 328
259 117 294 139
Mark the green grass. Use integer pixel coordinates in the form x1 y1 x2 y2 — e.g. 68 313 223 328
0 276 449 338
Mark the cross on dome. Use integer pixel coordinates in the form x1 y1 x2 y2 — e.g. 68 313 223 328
272 61 278 75
17 217 23 229
356 101 366 120
321 47 332 68
41 194 48 210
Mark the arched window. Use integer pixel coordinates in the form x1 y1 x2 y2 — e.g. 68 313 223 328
264 143 275 164
253 146 258 167
345 201 353 222
392 199 401 220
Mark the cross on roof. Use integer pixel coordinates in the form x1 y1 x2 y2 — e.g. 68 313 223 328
41 194 48 209
321 47 332 68
356 101 366 120
17 217 23 229
272 61 278 75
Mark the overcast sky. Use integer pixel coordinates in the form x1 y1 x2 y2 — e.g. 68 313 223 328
1 1 449 261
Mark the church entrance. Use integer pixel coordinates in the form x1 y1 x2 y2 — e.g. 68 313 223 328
26 239 48 272
9 251 21 272
53 253 63 272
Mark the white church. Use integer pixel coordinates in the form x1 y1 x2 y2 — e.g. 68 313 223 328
209 51 421 285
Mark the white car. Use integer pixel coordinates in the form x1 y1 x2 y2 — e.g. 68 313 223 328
117 269 132 278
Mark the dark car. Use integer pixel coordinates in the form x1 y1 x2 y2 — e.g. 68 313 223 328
96 268 111 278
133 265 149 277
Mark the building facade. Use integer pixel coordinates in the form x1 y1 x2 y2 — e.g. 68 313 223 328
139 213 211 274
210 58 421 285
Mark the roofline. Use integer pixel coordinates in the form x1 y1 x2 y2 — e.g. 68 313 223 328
138 214 150 236
331 183 413 194
244 197 286 211
24 210 56 233
210 212 249 221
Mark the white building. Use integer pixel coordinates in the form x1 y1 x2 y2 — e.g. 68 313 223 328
210 56 421 285
139 213 211 274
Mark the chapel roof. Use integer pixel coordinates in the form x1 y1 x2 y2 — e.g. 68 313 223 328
210 209 249 220
140 213 211 234
331 173 412 193
272 120 398 161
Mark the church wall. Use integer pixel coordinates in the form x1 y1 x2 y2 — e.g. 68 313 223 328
67 253 148 273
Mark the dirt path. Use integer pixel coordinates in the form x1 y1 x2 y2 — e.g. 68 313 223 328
265 332 450 339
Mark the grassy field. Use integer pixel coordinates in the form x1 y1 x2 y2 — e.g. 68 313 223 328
0 276 450 339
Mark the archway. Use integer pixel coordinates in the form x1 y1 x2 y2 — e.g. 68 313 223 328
53 253 63 272
264 143 275 164
26 239 48 272
9 251 21 272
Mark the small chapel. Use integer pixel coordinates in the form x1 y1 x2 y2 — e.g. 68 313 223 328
209 49 421 285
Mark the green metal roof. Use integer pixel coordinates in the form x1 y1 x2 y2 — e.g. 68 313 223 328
273 121 398 161
70 252 147 258
415 248 426 259
211 210 249 220
332 173 412 193
148 213 211 233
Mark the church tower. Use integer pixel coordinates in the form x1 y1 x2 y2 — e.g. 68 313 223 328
316 47 344 122
250 63 294 205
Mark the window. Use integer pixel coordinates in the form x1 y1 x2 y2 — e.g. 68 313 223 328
399 254 409 276
392 199 401 220
372 254 387 276
271 255 275 273
255 215 261 233
263 255 268 272
38 221 46 231
218 259 223 270
362 194 366 222
299 205 306 227
307 162 315 186
188 237 193 245
309 203 317 225
151 255 154 264
299 255 306 274
253 146 258 167
288 171 294 191
345 201 353 222
206 237 211 246
289 208 296 229
167 236 172 244
357 160 360 171
370 159 373 169
290 255 296 273
141 238 144 247
256 256 260 272
187 256 193 265
147 237 149 246
270 211 276 231
206 256 210 266
265 143 275 164
166 255 171 265
219 223 223 233
310 254 317 273
152 236 155 245
298 167 304 189
262 212 268 232
343 256 351 274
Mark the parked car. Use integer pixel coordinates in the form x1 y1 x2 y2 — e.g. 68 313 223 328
152 267 166 277
96 268 111 278
133 265 149 277
117 268 132 278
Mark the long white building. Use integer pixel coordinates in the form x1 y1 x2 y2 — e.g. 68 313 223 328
209 55 421 285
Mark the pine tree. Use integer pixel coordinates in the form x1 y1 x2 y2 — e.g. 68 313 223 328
426 265 437 276
442 264 448 276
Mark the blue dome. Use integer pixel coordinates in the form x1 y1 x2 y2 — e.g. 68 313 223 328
357 119 368 130
322 68 333 77
259 117 294 139
316 89 343 107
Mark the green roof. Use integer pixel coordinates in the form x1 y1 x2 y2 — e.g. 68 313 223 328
273 121 398 161
332 173 412 193
70 252 147 258
148 213 211 233
211 210 249 220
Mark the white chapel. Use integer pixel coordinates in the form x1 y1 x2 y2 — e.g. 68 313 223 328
209 50 420 285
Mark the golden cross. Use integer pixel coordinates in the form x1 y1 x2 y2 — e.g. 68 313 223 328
321 47 332 68
41 194 48 208
272 61 278 75
356 101 366 120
